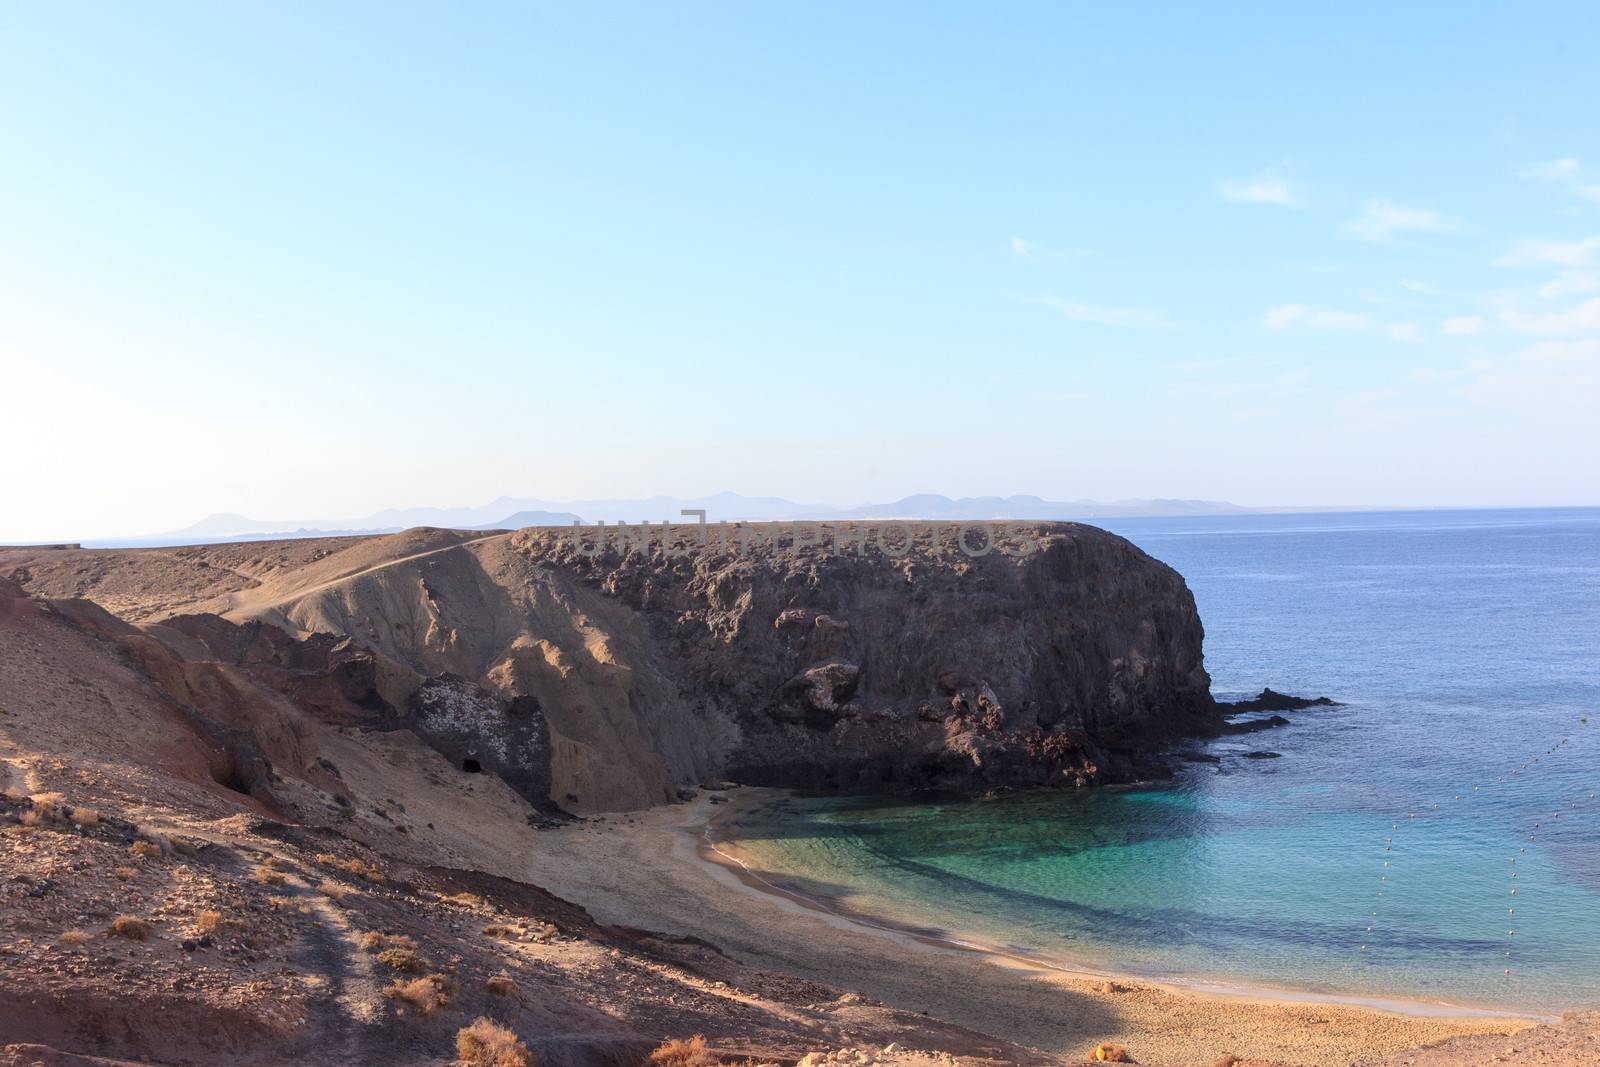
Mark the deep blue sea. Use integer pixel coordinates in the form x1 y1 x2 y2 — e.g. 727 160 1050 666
720 508 1600 1012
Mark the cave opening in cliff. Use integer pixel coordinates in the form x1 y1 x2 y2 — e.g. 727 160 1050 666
462 758 482 773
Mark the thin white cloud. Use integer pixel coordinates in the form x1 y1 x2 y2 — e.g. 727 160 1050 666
1517 158 1600 204
1010 237 1089 262
1343 201 1457 242
1500 235 1600 268
1498 297 1600 336
1539 272 1600 299
1441 315 1483 336
1218 177 1298 207
1519 158 1581 182
1264 303 1421 341
1264 304 1372 331
1032 295 1168 328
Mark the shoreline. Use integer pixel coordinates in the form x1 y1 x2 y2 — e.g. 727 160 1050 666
522 788 1546 1066
697 788 1548 1024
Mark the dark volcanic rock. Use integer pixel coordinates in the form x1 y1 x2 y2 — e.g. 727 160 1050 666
1219 687 1337 712
406 676 553 807
509 521 1218 796
1220 714 1291 734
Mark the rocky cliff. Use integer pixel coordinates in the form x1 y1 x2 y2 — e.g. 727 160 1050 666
3 521 1218 812
235 521 1214 809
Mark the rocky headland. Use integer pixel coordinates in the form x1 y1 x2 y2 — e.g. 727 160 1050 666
4 521 1228 813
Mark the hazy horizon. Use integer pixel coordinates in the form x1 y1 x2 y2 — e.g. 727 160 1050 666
7 492 1600 546
5 5 1598 542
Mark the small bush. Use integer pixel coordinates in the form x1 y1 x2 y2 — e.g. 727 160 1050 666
378 947 425 973
72 806 100 827
1089 1043 1130 1063
384 973 452 1015
109 916 152 941
442 892 481 907
194 910 224 935
338 856 385 882
253 866 287 886
318 878 351 902
129 840 163 860
483 924 516 938
649 1035 716 1067
30 792 66 818
456 1016 534 1066
114 865 139 880
486 974 518 996
361 931 415 953
315 852 340 866
1213 1056 1241 1067
59 930 93 945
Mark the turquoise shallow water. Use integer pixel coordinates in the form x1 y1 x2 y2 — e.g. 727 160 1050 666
720 508 1600 1012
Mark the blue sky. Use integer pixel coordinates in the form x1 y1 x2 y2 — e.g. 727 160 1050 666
4 4 1598 540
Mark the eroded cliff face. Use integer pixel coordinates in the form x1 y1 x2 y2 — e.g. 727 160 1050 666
204 522 1212 810
513 522 1215 799
3 521 1217 813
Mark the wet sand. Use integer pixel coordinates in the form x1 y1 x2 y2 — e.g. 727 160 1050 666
524 789 1537 1066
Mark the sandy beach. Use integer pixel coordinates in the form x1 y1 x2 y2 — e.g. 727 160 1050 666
523 789 1539 1066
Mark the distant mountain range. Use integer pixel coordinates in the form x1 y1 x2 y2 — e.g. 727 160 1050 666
78 493 1258 548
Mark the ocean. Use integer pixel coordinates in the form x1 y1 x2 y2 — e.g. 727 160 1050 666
715 507 1600 1012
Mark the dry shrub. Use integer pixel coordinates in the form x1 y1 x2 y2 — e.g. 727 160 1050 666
1213 1056 1241 1067
456 1016 534 1066
649 1035 716 1067
59 930 93 945
129 840 162 860
338 856 385 882
114 865 139 881
378 947 425 973
253 866 287 886
194 910 224 935
72 806 100 827
442 892 481 907
109 916 151 941
318 878 351 902
486 974 518 996
259 854 281 869
1089 1043 1130 1063
30 792 66 818
362 931 415 953
315 852 340 866
384 973 452 1016
482 924 516 938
